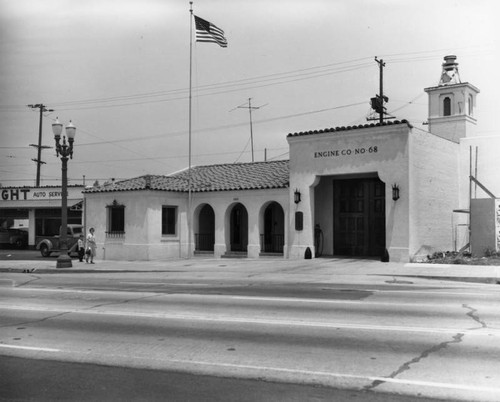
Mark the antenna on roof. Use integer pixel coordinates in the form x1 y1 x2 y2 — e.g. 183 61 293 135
230 98 267 162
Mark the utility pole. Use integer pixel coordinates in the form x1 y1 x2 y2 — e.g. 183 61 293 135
368 57 394 124
375 57 385 125
232 98 267 162
28 104 53 186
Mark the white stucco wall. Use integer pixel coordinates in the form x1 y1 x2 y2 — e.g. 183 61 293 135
425 83 479 142
287 124 411 261
84 190 188 261
408 130 459 260
191 188 288 258
84 187 288 261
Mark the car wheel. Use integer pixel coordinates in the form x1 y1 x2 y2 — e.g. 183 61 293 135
14 238 24 248
40 244 51 257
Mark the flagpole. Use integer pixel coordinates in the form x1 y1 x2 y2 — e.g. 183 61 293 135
188 1 193 259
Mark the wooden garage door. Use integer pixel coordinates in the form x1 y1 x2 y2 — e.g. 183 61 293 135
333 178 385 257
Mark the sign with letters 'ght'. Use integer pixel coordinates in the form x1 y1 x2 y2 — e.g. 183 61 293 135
1 188 70 202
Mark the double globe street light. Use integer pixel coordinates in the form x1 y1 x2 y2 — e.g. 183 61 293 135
52 118 76 268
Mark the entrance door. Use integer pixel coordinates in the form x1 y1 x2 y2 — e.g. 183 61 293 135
262 202 284 253
333 178 385 257
196 204 215 251
230 203 248 252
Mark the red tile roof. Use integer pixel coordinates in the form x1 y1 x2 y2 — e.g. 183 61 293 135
84 160 289 194
287 119 412 137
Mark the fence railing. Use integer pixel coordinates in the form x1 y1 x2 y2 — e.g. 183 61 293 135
260 234 284 253
105 231 125 238
195 233 214 251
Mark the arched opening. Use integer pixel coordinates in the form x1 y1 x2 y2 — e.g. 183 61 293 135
443 96 451 116
229 203 248 252
260 202 284 254
195 204 215 252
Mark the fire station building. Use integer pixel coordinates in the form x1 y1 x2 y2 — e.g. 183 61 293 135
82 55 499 262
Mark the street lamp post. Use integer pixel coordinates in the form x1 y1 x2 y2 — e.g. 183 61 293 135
52 118 76 268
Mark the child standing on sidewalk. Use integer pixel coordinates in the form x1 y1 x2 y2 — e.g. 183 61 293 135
77 234 85 262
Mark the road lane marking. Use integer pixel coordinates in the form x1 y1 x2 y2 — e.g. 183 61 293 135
1 344 498 395
153 358 500 394
119 282 212 287
1 304 498 336
0 344 60 352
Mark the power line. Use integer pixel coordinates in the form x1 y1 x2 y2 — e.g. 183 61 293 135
0 59 375 112
74 101 368 148
0 47 491 113
52 64 373 111
2 97 397 180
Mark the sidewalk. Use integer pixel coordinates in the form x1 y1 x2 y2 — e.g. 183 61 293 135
0 257 499 285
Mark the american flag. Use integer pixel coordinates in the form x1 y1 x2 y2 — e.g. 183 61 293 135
194 15 227 48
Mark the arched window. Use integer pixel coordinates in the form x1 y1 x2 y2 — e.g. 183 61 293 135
443 97 451 116
468 94 473 116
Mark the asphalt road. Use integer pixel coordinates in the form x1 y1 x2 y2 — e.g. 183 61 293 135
1 355 441 402
1 270 500 401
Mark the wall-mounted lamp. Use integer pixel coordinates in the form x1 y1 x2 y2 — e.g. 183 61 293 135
392 184 400 201
294 189 301 204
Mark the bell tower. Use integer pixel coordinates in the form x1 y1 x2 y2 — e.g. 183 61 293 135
424 55 480 143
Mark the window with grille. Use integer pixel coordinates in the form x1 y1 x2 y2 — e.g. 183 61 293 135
106 201 125 236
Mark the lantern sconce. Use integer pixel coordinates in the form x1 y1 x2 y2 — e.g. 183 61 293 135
294 189 301 204
392 184 400 201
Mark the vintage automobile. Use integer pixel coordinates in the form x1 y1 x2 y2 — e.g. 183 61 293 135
0 227 28 248
36 224 84 257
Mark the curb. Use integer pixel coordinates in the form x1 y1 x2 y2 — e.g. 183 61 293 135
1 267 499 285
395 274 500 285
0 268 175 274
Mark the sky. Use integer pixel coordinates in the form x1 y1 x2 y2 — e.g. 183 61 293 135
1 0 499 187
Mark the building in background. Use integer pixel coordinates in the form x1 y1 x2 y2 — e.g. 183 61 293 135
0 186 84 248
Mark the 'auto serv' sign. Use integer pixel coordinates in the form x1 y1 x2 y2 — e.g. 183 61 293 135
1 187 76 201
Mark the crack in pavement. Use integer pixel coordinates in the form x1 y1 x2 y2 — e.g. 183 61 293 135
364 303 487 392
0 293 161 331
0 310 73 329
82 293 162 311
14 274 42 288
463 303 487 329
363 333 465 391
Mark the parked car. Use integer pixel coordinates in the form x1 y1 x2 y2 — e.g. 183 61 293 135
36 224 84 257
0 227 28 248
